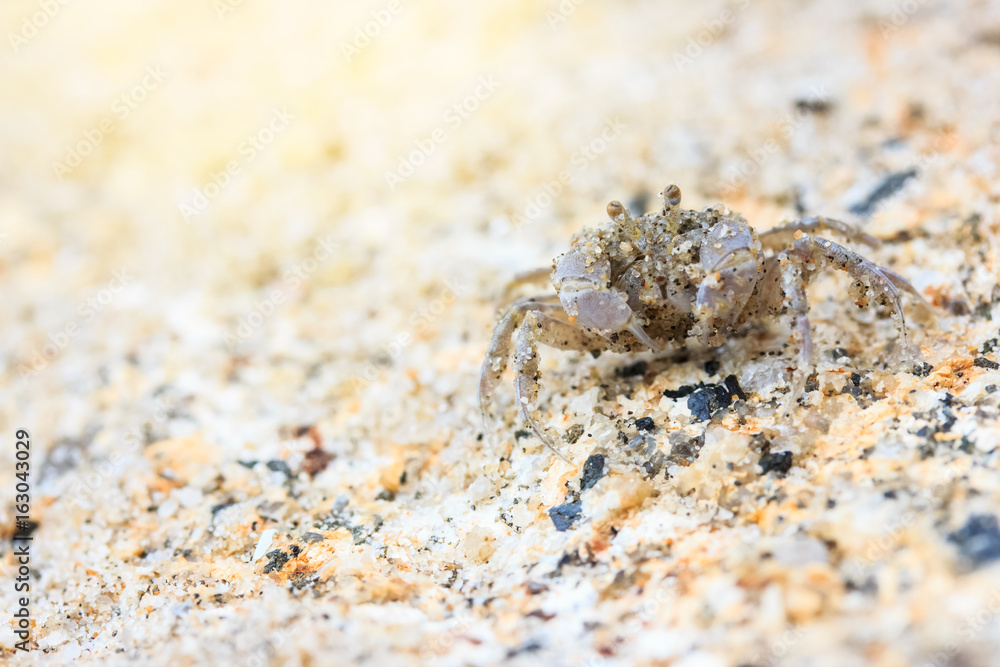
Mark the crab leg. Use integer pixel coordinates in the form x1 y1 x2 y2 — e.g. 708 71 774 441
750 254 813 411
499 267 554 306
762 219 930 317
479 299 562 434
751 233 920 413
479 299 606 460
878 266 935 321
513 311 613 460
759 216 881 251
787 235 911 357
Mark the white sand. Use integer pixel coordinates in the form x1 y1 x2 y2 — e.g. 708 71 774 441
1 1 1000 665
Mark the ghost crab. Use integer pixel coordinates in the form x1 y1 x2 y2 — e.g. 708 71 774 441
480 185 929 459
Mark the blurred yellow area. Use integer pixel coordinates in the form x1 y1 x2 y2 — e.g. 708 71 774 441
2 0 989 304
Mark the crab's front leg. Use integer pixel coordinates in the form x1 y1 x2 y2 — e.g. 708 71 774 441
512 310 612 460
479 300 561 440
480 300 608 460
511 310 548 448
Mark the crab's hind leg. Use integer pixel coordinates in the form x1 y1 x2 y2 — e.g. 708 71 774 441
879 266 935 322
747 254 814 413
787 235 918 364
499 267 554 306
759 216 881 252
764 219 933 320
749 235 922 415
510 310 610 461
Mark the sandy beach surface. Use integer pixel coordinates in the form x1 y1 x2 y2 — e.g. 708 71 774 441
2 1 1000 665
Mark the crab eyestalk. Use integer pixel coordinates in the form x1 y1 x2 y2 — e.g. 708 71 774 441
661 184 682 229
606 200 629 222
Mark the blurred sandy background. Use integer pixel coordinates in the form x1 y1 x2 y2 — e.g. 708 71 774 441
2 0 1000 665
